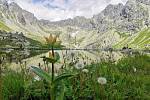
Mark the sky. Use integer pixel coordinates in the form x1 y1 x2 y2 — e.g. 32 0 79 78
7 0 128 21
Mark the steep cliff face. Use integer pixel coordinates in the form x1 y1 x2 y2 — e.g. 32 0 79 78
0 0 149 49
89 0 150 49
93 0 149 33
0 0 46 41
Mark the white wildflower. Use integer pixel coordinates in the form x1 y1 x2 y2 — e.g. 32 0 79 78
82 69 89 73
97 77 107 85
75 63 84 70
133 67 137 72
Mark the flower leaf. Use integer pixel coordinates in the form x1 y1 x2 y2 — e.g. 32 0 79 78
31 66 51 83
55 82 65 100
54 73 75 84
54 52 60 61
45 57 57 63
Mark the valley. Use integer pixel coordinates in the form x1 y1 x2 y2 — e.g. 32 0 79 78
0 0 150 100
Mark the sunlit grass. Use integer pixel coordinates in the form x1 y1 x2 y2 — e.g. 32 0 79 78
0 22 12 32
114 28 150 49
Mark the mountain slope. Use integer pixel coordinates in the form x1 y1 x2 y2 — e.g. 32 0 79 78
0 21 11 31
114 28 150 49
0 0 149 49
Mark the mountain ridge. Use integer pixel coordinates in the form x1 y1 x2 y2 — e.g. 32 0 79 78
0 0 150 49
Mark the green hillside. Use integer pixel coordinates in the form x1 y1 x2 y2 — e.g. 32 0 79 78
0 21 12 31
115 28 150 49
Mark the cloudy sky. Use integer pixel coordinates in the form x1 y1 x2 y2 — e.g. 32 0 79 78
7 0 128 21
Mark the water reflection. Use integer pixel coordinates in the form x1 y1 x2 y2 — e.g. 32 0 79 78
0 48 149 71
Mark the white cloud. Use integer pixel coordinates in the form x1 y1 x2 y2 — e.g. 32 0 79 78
7 0 128 21
109 0 127 4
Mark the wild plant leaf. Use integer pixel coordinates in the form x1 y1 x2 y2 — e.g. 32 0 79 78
54 52 60 61
31 66 51 83
40 52 60 63
56 82 65 100
42 52 60 63
54 73 75 84
41 56 46 62
45 57 57 63
53 41 61 48
53 41 65 49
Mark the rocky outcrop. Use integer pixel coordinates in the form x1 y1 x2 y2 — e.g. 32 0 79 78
0 30 30 47
93 0 150 33
9 2 38 25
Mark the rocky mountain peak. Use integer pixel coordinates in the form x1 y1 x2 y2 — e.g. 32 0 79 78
22 10 37 24
0 0 8 10
8 2 37 25
9 2 22 12
0 0 7 4
102 3 124 19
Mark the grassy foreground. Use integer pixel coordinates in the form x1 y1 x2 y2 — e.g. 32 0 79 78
1 54 149 100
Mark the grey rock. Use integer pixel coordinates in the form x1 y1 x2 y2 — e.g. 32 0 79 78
17 14 26 25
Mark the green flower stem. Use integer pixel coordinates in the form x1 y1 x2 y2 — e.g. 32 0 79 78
46 62 49 73
51 46 55 100
0 61 2 100
50 84 55 100
99 85 105 99
51 46 55 82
